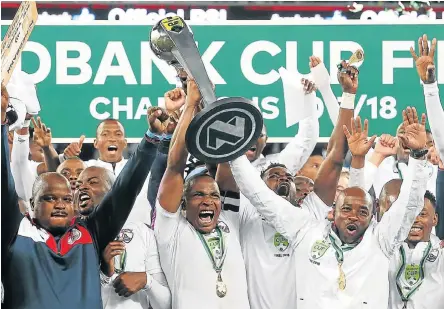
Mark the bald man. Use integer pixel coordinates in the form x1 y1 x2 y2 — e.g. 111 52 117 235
1 120 158 309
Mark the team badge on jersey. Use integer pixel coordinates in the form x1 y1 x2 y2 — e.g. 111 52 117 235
310 240 330 260
426 248 439 263
119 229 134 243
217 221 230 233
405 264 420 285
68 228 82 245
274 233 289 252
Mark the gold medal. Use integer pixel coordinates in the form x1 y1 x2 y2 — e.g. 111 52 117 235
338 262 346 290
216 273 227 298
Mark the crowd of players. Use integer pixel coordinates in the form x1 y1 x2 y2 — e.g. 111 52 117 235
1 33 443 309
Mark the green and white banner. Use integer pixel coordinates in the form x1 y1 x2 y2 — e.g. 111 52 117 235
1 21 443 142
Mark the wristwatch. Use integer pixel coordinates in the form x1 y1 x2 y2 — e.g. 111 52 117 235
409 148 428 159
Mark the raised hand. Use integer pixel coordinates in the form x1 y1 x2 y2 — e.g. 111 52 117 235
428 146 443 168
31 117 52 148
164 88 186 114
309 56 322 69
147 107 177 135
397 107 427 151
186 79 202 107
410 34 437 84
374 134 398 158
101 241 125 277
300 78 317 94
337 61 359 94
343 116 377 157
64 135 85 158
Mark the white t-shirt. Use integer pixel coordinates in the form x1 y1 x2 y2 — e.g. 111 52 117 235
388 235 444 309
101 222 164 309
154 201 250 309
236 192 329 309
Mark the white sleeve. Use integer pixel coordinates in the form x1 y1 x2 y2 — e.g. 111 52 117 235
362 161 379 191
143 225 172 309
230 155 313 245
153 200 183 247
423 82 444 159
11 133 37 202
310 63 339 124
374 157 429 257
302 192 331 220
277 96 319 174
348 167 366 188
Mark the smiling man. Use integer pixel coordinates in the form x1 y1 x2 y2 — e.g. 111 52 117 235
1 93 158 308
378 183 444 309
154 80 250 309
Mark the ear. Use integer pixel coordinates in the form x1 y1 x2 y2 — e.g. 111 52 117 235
93 138 98 149
30 198 35 211
433 212 438 227
123 138 128 149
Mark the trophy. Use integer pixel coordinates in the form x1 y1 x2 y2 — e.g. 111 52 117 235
149 16 263 164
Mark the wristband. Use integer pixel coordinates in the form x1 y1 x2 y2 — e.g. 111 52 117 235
423 82 439 97
22 119 31 128
146 130 163 141
163 133 173 141
142 272 153 291
340 93 355 109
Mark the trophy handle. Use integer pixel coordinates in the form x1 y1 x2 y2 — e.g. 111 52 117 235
160 17 217 105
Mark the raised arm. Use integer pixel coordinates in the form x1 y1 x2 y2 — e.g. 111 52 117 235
158 80 201 213
31 117 60 173
313 61 357 205
436 160 444 240
1 84 23 256
86 130 159 252
11 127 37 203
230 155 311 244
277 78 319 174
375 107 429 256
410 34 444 159
343 116 377 188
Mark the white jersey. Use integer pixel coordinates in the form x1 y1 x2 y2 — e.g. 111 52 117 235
225 108 319 309
154 201 250 309
101 222 166 309
388 235 444 309
236 192 329 309
231 155 429 309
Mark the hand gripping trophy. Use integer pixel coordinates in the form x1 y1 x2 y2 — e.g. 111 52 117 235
149 16 264 164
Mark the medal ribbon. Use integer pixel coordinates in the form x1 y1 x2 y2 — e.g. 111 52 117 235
197 227 227 273
395 241 432 302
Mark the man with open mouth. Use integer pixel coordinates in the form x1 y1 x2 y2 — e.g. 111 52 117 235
230 59 430 309
378 180 443 309
1 92 158 309
72 165 171 309
215 57 354 309
154 79 250 309
54 117 153 226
